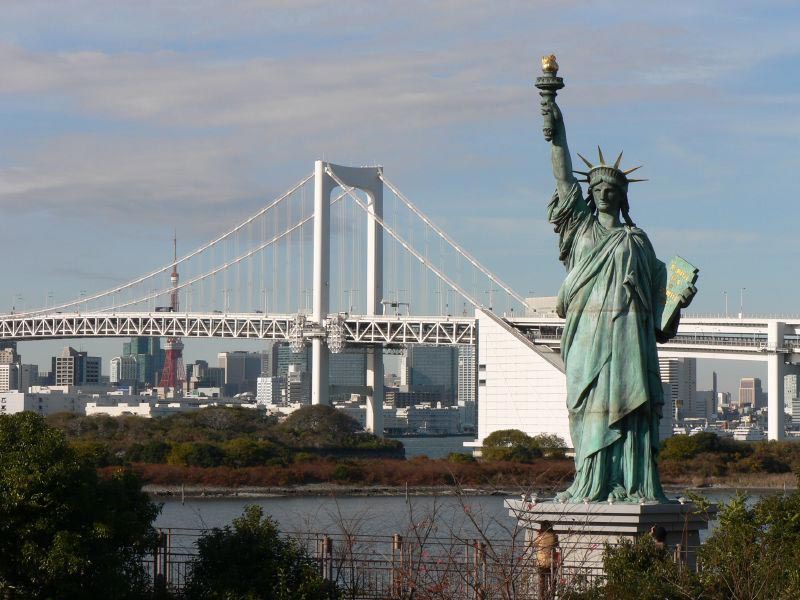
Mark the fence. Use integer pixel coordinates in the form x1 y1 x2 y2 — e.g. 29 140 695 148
143 527 623 599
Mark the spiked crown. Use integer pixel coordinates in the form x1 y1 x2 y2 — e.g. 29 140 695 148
573 147 647 192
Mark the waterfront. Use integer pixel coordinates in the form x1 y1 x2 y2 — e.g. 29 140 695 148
391 435 476 458
153 487 770 543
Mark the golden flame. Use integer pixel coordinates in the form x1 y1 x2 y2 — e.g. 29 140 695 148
541 54 559 73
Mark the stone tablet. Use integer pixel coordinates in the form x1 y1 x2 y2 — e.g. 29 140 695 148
660 255 699 332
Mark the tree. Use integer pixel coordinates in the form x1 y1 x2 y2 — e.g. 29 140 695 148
481 429 567 462
0 412 160 599
183 505 339 600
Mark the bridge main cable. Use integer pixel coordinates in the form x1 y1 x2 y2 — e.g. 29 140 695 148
326 168 485 310
379 173 528 308
18 172 315 317
89 188 354 312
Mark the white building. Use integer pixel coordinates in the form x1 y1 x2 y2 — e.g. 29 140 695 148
457 345 476 405
659 357 696 420
256 376 281 407
468 308 570 452
0 390 90 416
110 355 138 385
0 363 19 393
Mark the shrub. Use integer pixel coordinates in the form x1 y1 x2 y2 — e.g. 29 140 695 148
168 442 226 467
183 505 339 600
126 440 171 463
482 429 543 462
447 452 477 464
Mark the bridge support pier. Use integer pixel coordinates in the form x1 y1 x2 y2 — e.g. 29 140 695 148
366 346 384 436
767 321 786 441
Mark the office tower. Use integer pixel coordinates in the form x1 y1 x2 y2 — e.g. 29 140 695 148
271 343 311 378
738 377 765 409
217 351 263 395
402 345 459 405
286 364 310 405
52 347 101 386
19 364 38 393
658 357 696 420
330 351 367 387
110 356 138 386
458 345 476 404
122 337 165 387
785 373 799 413
0 363 19 392
256 376 282 406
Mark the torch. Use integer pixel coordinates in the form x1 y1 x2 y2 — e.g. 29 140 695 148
534 54 564 142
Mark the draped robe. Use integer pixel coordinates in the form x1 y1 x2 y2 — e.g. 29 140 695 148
548 182 669 502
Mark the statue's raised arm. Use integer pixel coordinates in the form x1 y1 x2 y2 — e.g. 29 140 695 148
535 55 577 201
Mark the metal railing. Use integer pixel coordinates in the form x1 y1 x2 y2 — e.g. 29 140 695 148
142 528 653 599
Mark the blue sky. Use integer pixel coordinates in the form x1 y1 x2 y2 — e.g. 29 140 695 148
2 1 799 393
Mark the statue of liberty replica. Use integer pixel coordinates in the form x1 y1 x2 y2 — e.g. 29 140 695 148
536 55 698 503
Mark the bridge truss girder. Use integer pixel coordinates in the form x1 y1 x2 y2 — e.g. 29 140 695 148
0 312 477 347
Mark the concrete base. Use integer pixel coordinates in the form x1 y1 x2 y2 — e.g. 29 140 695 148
506 499 715 575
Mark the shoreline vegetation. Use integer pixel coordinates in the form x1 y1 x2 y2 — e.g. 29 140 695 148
42 408 800 500
142 472 799 500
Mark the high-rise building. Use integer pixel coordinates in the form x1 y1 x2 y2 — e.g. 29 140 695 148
286 364 310 405
738 377 765 410
122 337 165 387
0 363 19 392
402 346 459 405
19 364 38 393
52 347 101 386
785 373 799 413
256 376 282 406
110 356 138 386
0 347 19 365
457 345 476 404
329 351 367 387
271 343 311 378
658 357 696 420
218 351 263 395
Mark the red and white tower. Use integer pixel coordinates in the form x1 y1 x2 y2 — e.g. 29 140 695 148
158 233 185 391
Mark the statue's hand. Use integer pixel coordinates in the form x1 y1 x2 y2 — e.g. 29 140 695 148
540 97 563 142
679 284 697 309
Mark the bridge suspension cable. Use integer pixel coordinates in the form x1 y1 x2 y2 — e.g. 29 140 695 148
18 172 314 316
380 173 527 308
326 168 484 310
83 188 353 313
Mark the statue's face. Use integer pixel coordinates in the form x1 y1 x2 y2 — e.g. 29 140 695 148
592 182 623 215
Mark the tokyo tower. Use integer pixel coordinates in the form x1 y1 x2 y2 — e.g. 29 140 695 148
158 233 185 391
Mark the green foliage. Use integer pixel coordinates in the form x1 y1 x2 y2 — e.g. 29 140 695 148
183 505 339 600
331 461 363 482
482 429 566 462
0 412 160 599
600 535 699 600
696 488 800 599
447 452 477 464
126 440 171 463
586 482 800 599
48 406 402 467
168 442 227 467
222 438 277 467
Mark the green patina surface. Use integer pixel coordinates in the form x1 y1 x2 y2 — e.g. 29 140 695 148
536 59 697 503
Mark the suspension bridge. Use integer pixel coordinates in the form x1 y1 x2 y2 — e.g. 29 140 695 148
2 162 797 439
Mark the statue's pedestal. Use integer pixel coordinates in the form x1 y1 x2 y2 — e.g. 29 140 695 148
506 499 715 581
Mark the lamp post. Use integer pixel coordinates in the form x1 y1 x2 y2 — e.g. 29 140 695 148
739 287 746 319
723 291 728 318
